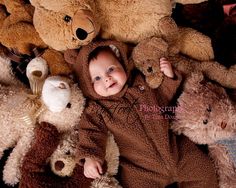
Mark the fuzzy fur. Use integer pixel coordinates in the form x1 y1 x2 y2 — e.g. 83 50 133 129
135 36 236 89
30 0 214 62
172 72 236 187
0 61 85 185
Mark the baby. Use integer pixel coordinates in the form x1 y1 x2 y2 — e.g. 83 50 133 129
72 40 218 188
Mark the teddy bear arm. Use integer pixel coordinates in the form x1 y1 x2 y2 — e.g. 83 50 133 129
42 49 72 75
200 61 236 88
0 22 47 55
3 132 35 186
21 122 60 170
178 27 214 61
209 145 236 187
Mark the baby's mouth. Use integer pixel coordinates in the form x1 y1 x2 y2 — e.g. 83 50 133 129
108 82 117 88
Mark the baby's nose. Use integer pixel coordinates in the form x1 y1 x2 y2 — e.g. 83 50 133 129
105 76 112 82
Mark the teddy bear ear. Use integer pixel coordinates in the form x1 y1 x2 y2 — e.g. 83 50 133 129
29 0 39 7
64 49 79 65
184 71 205 92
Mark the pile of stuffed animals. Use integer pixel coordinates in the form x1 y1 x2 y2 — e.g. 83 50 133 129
0 0 235 187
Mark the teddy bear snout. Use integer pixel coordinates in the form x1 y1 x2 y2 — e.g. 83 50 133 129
72 9 99 43
55 160 65 171
76 28 88 40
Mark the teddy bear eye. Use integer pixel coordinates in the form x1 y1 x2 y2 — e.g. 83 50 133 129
65 150 71 155
64 15 72 23
203 119 208 125
206 105 211 112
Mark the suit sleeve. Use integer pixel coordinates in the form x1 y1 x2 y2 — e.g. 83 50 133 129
154 70 182 106
76 102 108 165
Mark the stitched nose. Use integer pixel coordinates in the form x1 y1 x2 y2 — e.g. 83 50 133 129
55 160 65 171
76 28 88 40
147 67 153 73
220 121 227 129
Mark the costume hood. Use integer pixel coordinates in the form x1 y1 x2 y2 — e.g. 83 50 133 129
69 40 133 100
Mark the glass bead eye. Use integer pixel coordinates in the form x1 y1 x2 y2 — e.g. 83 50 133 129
64 15 72 22
206 106 211 112
203 119 208 124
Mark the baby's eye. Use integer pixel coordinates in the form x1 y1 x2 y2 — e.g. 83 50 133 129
107 67 114 73
94 76 101 81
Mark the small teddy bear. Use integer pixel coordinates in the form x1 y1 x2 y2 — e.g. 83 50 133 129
132 37 165 89
172 72 236 188
131 36 236 89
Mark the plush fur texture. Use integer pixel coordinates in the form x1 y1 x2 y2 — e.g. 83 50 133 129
0 0 71 75
134 36 236 89
132 37 165 89
172 72 236 188
30 0 214 62
0 59 85 185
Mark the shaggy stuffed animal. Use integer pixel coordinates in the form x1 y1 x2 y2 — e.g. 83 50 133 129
20 122 122 188
0 0 71 76
0 57 85 186
131 37 236 89
31 125 122 188
30 0 214 61
172 72 236 188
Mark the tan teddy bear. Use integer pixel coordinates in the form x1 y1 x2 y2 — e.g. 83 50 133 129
30 0 214 61
0 0 71 76
132 37 236 89
172 72 236 188
0 55 85 185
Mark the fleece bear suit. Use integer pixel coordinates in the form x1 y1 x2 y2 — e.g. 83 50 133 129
74 40 218 188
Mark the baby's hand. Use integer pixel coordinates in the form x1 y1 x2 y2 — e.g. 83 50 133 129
84 158 103 179
160 57 174 78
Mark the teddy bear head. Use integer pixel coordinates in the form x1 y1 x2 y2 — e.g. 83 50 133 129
132 37 168 88
30 0 100 51
172 72 236 145
39 76 85 132
50 130 78 177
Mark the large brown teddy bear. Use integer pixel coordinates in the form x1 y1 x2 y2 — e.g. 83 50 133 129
132 37 236 89
0 0 71 77
172 72 236 188
30 0 214 61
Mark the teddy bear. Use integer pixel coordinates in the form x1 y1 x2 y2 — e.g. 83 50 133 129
0 0 72 79
20 122 122 188
0 55 85 186
29 0 214 61
171 72 236 188
131 37 236 89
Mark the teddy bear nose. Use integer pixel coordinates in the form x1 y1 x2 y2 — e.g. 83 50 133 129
76 28 88 40
147 67 153 73
55 160 65 171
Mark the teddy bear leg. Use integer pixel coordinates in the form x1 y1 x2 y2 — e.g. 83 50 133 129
199 61 236 88
209 145 236 188
178 27 214 61
3 130 34 186
0 129 17 159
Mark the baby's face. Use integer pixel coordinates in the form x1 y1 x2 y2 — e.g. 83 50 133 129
89 51 127 97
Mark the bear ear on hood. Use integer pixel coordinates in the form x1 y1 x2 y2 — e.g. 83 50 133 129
64 49 79 65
